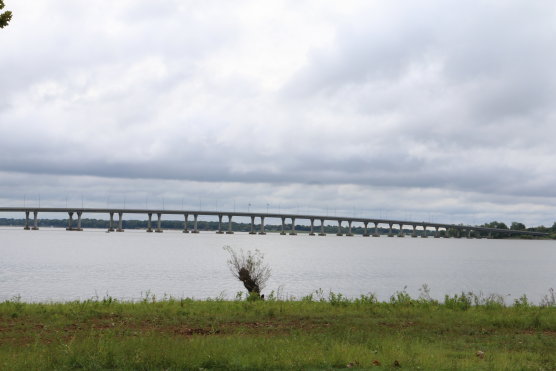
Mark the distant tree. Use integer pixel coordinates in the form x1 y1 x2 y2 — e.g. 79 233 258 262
482 221 508 230
531 225 549 233
481 221 509 239
446 227 460 237
223 246 271 299
0 0 12 28
510 222 526 231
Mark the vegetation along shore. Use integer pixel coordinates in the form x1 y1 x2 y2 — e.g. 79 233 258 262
1 289 555 370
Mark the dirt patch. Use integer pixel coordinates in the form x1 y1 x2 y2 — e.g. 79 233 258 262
214 320 331 335
0 318 335 346
378 321 417 329
173 327 219 336
63 323 81 331
521 330 556 336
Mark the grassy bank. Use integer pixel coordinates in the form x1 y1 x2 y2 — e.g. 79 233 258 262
1 293 555 370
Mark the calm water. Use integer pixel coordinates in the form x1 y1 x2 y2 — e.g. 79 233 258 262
1 227 555 303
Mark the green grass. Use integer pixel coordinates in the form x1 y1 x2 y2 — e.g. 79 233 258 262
1 292 555 370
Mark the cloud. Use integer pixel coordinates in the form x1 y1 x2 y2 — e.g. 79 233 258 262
1 1 556 225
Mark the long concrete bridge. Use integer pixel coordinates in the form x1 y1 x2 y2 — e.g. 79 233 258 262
0 207 547 238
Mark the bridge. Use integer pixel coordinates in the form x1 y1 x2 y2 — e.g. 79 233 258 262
0 207 547 238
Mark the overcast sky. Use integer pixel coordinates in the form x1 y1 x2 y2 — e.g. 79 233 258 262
1 1 556 226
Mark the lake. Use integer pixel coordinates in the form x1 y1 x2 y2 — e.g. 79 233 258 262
1 227 555 303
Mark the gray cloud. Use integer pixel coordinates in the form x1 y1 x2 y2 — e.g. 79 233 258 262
1 1 556 225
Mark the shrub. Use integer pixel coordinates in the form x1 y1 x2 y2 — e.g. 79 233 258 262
223 246 271 298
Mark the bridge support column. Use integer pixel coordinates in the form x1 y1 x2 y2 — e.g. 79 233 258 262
289 218 296 235
192 214 199 233
319 219 326 236
346 221 353 236
467 229 472 239
108 212 114 232
155 213 163 233
182 214 189 233
249 216 256 234
280 217 286 235
259 216 266 235
76 211 83 231
363 222 369 237
373 222 380 237
32 211 39 230
309 219 315 235
398 224 404 237
226 215 234 234
488 231 492 239
421 225 428 238
66 212 74 231
336 220 343 236
216 215 224 234
412 225 417 237
434 226 440 238
444 228 450 238
24 211 30 230
117 212 124 232
147 213 153 232
388 223 394 237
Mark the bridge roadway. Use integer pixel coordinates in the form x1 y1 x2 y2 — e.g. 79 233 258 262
0 207 547 238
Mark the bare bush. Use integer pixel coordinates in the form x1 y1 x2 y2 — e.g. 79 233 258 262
223 246 271 298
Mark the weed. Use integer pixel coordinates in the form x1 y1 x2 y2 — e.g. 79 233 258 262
513 294 530 308
102 295 116 306
541 288 556 307
484 294 506 309
328 291 349 306
354 293 378 305
444 292 471 310
390 286 413 305
417 284 439 306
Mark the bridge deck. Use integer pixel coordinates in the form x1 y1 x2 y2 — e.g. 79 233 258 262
0 207 548 236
